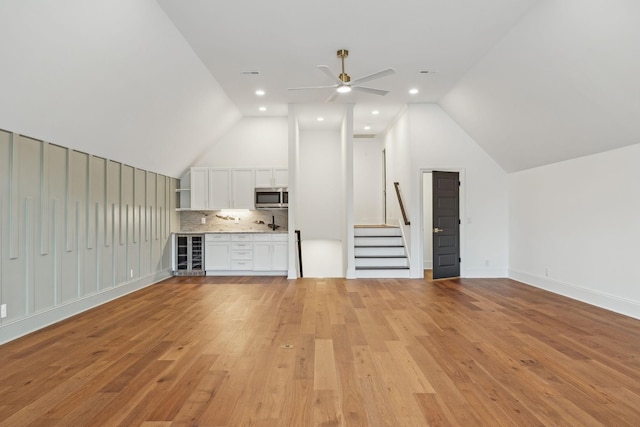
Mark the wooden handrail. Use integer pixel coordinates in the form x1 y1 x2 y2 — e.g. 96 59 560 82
393 182 410 225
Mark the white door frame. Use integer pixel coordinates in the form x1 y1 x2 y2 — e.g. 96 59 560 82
411 167 466 278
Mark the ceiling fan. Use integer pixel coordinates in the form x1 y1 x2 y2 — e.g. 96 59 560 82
288 49 396 102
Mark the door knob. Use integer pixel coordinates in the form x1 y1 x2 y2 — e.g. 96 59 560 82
433 227 443 233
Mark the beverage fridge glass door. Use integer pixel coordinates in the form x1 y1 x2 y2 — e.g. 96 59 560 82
176 235 189 272
190 235 203 271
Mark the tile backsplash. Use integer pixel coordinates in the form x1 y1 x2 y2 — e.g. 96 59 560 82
180 210 288 232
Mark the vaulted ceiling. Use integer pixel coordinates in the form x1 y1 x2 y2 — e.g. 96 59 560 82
1 1 639 176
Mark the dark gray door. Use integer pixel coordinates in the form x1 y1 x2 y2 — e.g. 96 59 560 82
432 171 460 279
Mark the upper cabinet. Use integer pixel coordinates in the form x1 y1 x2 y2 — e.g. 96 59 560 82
180 167 285 210
255 167 288 187
190 167 209 210
231 169 255 209
207 169 231 210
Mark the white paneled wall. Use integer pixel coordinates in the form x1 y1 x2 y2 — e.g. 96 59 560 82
0 129 178 344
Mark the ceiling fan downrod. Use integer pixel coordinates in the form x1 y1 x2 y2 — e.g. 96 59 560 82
337 49 350 83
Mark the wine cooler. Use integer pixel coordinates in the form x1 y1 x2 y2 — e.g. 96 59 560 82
172 234 205 276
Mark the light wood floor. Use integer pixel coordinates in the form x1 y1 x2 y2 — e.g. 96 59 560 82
1 275 640 426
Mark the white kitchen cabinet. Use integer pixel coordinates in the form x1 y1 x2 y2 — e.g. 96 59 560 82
204 233 231 271
204 233 287 275
255 168 288 187
253 241 272 271
273 168 288 187
205 243 231 270
185 167 285 210
190 168 209 210
204 234 231 270
231 234 253 270
207 169 231 210
253 234 288 272
272 241 288 271
232 169 255 209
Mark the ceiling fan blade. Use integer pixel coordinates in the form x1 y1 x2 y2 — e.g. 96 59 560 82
325 90 338 103
350 68 396 86
288 84 337 91
352 86 389 96
318 65 342 85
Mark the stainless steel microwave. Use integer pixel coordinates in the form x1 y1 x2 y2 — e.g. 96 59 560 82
255 187 288 209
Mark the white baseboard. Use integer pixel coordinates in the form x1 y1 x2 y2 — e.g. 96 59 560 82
0 270 172 345
509 269 640 320
463 268 508 278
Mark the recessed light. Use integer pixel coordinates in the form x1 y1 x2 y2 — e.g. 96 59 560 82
259 106 267 112
255 89 265 96
364 125 371 130
409 88 419 95
317 117 324 121
372 110 379 115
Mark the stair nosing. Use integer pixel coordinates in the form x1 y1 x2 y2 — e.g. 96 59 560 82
355 245 404 248
355 255 407 259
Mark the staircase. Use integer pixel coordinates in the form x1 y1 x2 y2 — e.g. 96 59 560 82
354 225 410 278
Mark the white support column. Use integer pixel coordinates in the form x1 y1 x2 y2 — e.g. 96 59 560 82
287 104 299 279
345 104 356 279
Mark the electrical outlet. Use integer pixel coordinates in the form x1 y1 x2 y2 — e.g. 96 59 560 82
234 217 239 224
201 217 206 224
545 268 550 277
130 269 134 278
1 304 7 319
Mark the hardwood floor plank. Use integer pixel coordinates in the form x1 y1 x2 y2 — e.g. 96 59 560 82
1 275 639 426
314 339 338 391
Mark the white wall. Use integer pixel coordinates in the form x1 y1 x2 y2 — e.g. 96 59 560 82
384 104 509 278
354 138 384 225
383 110 411 227
193 117 288 169
0 0 240 178
300 240 344 278
509 143 640 319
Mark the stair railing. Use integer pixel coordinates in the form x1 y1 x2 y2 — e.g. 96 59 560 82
393 182 410 225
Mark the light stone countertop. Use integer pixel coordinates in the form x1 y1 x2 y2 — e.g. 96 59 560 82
173 230 288 234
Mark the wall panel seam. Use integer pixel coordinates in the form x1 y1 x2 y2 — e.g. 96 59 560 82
9 133 20 259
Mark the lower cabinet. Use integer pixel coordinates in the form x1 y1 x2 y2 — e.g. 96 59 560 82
204 233 288 276
204 234 231 270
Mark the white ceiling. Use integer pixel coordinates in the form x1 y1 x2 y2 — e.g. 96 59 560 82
441 0 640 171
2 1 638 176
157 0 538 135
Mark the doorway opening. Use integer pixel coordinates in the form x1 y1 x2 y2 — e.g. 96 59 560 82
422 170 462 279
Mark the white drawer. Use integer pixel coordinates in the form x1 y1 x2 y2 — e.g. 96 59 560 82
232 242 253 250
231 260 253 270
253 234 272 242
231 234 253 242
272 233 288 242
231 250 253 260
205 233 230 242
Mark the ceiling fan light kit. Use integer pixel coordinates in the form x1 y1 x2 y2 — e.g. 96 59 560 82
288 49 395 101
